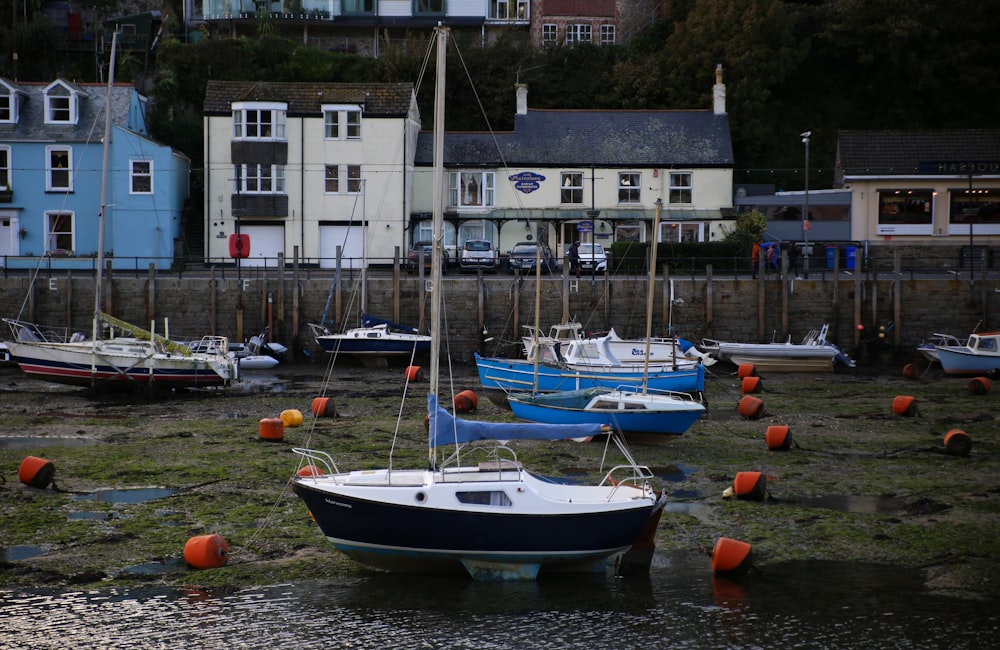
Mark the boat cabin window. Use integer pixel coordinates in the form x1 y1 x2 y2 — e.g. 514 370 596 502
456 491 512 507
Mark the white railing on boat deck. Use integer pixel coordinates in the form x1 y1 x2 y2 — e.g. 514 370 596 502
3 318 75 344
292 448 340 478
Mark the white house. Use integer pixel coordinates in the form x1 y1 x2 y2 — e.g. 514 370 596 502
202 81 420 268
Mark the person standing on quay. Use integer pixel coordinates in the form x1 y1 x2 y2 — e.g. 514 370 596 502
751 239 761 279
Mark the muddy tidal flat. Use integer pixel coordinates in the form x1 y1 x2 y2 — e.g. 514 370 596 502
1 360 998 600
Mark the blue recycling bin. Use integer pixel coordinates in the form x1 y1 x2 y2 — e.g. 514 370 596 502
825 246 839 269
845 246 857 270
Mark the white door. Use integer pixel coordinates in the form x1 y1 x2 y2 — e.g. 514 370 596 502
0 213 16 261
318 225 365 269
238 225 285 268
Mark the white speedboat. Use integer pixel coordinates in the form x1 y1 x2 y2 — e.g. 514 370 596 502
701 324 855 372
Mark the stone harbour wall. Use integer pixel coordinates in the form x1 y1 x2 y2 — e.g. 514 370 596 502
1 267 995 366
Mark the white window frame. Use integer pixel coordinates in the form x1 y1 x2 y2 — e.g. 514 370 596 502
232 102 287 140
46 146 73 191
45 211 75 254
324 164 363 194
347 165 362 193
323 104 363 140
0 87 17 123
600 25 616 46
489 0 528 20
130 159 153 194
618 172 641 204
542 24 558 46
324 165 340 193
448 171 495 209
414 0 445 14
43 82 78 125
560 172 583 204
566 24 592 45
669 172 693 204
0 145 10 190
236 164 286 194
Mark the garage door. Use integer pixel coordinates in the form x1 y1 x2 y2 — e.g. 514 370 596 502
318 225 365 269
237 225 285 268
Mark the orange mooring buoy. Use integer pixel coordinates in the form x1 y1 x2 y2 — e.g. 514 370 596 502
765 425 792 451
711 537 753 575
892 395 918 417
296 465 324 477
944 429 973 457
968 377 992 395
258 417 285 441
310 396 336 418
280 409 303 428
184 534 229 569
454 389 478 413
733 471 767 501
405 365 424 382
902 363 921 380
737 363 756 379
741 375 762 394
738 395 764 419
18 456 55 489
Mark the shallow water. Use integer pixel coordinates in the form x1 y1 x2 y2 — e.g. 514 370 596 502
1 553 996 649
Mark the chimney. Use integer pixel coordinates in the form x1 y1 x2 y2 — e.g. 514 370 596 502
516 84 528 116
713 64 726 115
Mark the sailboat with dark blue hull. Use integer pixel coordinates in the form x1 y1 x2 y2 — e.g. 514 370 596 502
291 26 666 581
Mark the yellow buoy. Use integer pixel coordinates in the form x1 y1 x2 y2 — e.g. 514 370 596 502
280 409 303 428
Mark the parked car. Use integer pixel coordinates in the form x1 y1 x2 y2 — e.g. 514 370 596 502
407 241 447 274
507 241 557 274
576 243 609 273
459 239 500 273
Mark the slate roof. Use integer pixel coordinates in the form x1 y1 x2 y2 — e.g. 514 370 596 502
203 81 415 117
414 109 733 168
837 129 1000 177
0 79 134 142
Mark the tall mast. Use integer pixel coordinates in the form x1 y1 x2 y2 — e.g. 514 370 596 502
642 198 662 393
91 31 117 384
429 25 448 401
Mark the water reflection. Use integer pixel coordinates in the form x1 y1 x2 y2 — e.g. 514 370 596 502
0 436 101 451
1 553 997 648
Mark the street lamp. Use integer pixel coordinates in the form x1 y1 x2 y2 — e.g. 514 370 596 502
801 131 811 278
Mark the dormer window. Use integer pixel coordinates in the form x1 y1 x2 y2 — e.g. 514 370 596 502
323 105 363 140
232 102 287 140
0 81 20 124
43 81 80 125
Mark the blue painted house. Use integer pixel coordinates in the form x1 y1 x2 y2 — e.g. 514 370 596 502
0 77 189 270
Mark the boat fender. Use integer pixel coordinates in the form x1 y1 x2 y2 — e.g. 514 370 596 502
944 429 972 457
711 537 753 575
280 409 304 428
454 390 478 413
184 534 229 569
732 471 767 501
968 377 991 395
738 396 764 419
765 425 792 451
19 456 55 489
259 418 285 441
741 376 762 394
311 397 336 418
891 395 918 417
